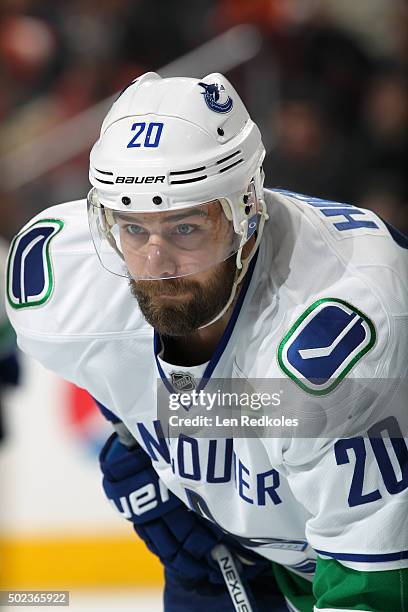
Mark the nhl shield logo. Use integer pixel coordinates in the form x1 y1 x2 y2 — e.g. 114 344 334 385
170 371 196 392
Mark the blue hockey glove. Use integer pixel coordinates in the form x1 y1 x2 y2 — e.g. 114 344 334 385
99 432 270 591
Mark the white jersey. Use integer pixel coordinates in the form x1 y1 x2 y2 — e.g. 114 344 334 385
6 189 408 580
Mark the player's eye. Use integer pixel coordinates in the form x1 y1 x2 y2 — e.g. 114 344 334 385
125 224 146 235
173 223 196 235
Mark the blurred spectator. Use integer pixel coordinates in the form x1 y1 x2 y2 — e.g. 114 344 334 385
354 69 408 181
359 179 408 234
263 88 351 202
321 0 408 60
0 6 63 115
351 68 408 230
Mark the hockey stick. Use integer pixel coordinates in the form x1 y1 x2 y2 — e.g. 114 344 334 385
212 544 255 612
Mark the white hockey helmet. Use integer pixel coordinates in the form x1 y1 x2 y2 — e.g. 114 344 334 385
88 71 268 284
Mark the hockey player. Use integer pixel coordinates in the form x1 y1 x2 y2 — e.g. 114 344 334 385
5 72 408 611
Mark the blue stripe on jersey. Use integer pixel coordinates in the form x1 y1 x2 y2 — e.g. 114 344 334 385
287 560 316 574
93 398 121 424
315 548 408 562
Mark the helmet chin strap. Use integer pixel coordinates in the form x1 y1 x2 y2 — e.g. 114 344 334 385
198 197 269 330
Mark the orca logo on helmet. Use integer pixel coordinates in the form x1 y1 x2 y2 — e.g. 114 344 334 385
198 82 233 114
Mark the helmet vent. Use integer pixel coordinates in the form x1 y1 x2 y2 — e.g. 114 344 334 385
218 158 244 174
95 177 115 185
170 166 206 176
94 168 113 175
93 167 115 184
216 150 241 165
170 175 208 185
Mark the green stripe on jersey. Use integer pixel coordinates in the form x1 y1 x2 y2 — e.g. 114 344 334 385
272 563 315 611
313 557 407 611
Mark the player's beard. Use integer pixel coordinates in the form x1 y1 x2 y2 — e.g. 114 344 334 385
128 256 237 336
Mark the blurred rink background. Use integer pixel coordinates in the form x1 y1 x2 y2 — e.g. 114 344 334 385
0 0 407 610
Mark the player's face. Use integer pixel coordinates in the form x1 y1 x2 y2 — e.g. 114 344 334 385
128 254 237 336
118 201 239 334
116 201 238 281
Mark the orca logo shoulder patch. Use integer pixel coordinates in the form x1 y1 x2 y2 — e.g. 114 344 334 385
7 218 64 309
278 298 376 395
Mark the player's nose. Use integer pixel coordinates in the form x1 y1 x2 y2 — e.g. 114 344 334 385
143 240 177 278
